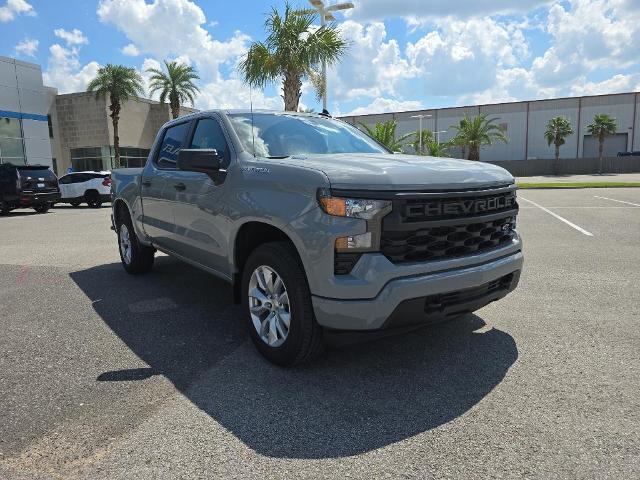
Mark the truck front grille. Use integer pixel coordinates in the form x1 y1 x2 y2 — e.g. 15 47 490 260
380 186 518 264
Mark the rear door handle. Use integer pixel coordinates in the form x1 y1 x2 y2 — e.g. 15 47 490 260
173 183 186 191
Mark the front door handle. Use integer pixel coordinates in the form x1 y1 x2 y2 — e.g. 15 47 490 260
141 180 151 187
173 183 186 191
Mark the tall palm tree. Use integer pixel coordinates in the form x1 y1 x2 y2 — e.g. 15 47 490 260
359 120 412 152
147 60 200 119
239 3 348 112
87 64 144 168
587 113 617 174
544 116 573 174
450 114 508 161
410 129 450 157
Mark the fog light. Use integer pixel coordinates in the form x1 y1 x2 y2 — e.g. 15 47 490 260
335 232 372 251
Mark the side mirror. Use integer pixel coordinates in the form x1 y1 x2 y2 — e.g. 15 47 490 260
177 149 222 175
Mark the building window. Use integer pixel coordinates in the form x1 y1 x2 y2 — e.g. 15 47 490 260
70 146 107 172
0 117 26 165
118 147 150 168
47 115 54 138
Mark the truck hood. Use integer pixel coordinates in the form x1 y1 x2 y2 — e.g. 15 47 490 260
280 153 514 190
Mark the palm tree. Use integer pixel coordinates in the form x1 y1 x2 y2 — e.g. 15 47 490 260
359 120 412 152
587 114 617 174
239 3 348 112
87 64 144 168
544 116 573 174
410 129 450 157
147 60 200 119
450 114 508 160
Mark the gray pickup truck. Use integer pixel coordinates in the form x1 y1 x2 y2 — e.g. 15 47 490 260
111 110 523 365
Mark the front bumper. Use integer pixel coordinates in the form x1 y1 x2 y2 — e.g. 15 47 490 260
312 250 523 330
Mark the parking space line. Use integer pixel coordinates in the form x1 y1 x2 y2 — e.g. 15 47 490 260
593 195 640 207
519 197 594 236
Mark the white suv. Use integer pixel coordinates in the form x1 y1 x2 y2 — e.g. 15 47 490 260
58 171 111 208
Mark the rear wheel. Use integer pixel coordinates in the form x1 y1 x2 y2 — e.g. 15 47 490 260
34 203 51 213
116 210 155 274
70 201 81 207
86 191 102 208
0 200 11 215
242 241 323 366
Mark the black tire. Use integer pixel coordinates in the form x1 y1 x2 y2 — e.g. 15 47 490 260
242 241 324 366
86 191 102 208
70 201 81 207
34 203 51 213
0 200 10 215
116 209 155 274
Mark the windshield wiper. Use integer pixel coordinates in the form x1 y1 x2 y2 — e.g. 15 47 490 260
266 155 290 159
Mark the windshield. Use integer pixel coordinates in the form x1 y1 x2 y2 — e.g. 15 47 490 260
228 113 388 157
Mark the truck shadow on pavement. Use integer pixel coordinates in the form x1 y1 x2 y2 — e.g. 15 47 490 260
70 257 518 459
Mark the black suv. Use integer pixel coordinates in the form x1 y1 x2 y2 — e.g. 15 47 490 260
0 163 60 214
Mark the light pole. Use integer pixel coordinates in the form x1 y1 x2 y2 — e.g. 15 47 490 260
309 0 354 113
410 114 432 155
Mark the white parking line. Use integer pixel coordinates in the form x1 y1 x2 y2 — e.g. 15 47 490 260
519 197 594 236
593 195 640 207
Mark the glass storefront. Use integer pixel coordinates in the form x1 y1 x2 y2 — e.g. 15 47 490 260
70 146 151 171
0 117 26 165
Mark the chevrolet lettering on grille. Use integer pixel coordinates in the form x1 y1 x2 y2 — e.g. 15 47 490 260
405 194 516 218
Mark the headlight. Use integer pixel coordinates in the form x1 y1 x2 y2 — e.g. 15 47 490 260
318 189 391 220
318 189 391 252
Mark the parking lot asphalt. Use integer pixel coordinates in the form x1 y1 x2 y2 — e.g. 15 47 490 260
1 189 639 479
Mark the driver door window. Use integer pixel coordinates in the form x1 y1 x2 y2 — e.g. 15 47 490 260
189 118 230 168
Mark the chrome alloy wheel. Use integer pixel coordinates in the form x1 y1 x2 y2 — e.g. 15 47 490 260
119 223 132 265
248 265 291 347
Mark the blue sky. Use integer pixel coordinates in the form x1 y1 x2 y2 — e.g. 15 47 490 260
2 0 639 115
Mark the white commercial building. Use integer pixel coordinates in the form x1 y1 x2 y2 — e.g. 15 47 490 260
342 93 640 161
0 56 54 170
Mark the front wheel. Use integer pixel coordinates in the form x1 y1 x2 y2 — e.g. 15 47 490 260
116 211 155 274
242 241 323 366
0 200 11 215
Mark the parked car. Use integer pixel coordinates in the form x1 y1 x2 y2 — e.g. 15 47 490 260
0 163 60 214
617 151 640 157
111 110 523 365
57 171 111 208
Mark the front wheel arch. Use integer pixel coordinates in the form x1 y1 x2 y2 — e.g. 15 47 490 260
232 221 307 304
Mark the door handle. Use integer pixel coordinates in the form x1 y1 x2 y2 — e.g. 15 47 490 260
173 183 186 191
141 180 151 187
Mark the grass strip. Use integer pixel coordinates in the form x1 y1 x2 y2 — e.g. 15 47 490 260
517 182 640 189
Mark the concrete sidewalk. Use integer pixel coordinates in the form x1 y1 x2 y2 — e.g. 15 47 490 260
516 173 640 183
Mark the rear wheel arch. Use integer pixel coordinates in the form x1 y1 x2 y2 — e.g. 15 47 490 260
232 221 307 304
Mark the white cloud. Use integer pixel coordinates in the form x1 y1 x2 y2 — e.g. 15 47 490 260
14 37 38 57
198 77 282 111
54 28 89 46
121 43 140 56
570 73 640 96
43 43 99 94
97 0 250 80
344 97 423 116
329 21 413 102
406 17 529 97
0 0 34 22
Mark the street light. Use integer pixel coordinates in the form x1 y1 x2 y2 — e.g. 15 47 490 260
309 0 354 113
411 114 432 155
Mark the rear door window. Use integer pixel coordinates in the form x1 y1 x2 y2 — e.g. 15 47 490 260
156 122 190 169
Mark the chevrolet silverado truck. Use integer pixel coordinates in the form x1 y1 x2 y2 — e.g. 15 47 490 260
111 110 523 365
